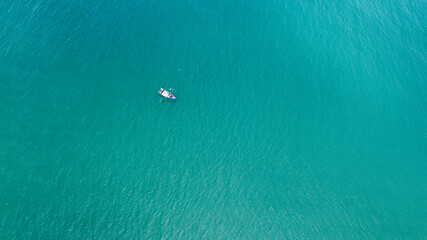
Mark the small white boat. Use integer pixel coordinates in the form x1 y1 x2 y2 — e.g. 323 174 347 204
158 88 176 100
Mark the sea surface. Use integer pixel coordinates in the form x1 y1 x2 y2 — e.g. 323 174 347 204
0 0 426 239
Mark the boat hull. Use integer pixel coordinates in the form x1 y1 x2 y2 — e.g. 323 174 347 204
158 88 176 100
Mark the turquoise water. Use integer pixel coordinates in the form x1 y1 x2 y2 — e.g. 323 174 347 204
0 0 426 238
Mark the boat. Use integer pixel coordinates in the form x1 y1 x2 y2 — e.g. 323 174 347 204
158 88 176 100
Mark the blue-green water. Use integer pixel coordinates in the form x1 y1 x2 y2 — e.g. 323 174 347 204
0 0 426 238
